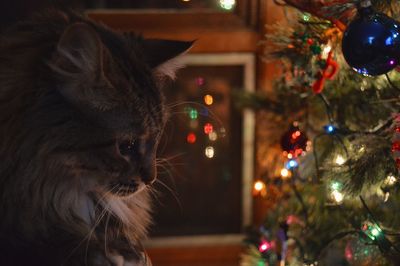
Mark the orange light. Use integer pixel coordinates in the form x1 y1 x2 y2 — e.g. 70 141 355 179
204 94 213 105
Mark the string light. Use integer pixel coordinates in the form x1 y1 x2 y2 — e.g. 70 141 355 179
385 175 397 186
254 181 265 192
205 146 215 158
196 77 205 86
330 181 344 204
204 94 213 105
280 168 290 178
331 181 341 191
362 221 383 240
204 123 213 134
302 13 311 21
323 124 336 134
285 159 298 169
334 155 346 165
219 0 235 10
331 190 344 203
258 240 271 252
186 133 196 144
208 131 218 141
188 108 198 120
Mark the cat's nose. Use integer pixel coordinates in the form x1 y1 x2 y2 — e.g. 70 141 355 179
140 164 157 185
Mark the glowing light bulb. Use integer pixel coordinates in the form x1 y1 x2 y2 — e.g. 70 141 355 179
188 108 198 120
322 45 332 58
186 133 196 144
371 228 380 237
254 181 265 192
205 146 215 158
280 168 290 178
285 159 298 169
204 123 213 134
335 155 345 165
324 124 336 134
331 190 344 203
196 77 205 86
208 131 218 141
204 94 213 105
258 240 271 252
331 181 341 191
219 0 235 10
385 175 397 186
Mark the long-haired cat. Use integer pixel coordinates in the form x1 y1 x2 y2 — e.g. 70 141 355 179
0 10 192 266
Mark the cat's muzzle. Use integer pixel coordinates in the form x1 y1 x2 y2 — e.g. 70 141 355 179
109 179 142 196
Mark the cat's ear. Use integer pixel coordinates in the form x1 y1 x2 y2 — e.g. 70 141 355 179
50 22 104 79
142 39 194 81
50 23 116 110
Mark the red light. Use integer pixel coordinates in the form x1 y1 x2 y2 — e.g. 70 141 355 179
258 240 271 252
204 123 213 134
187 133 196 144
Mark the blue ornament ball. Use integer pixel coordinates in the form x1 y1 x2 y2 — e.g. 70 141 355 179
342 6 400 76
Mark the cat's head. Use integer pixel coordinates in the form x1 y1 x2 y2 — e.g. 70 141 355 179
46 22 192 198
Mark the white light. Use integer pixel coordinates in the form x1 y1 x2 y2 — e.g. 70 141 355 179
280 168 290 178
208 131 218 141
205 146 215 158
335 155 345 165
386 175 397 186
254 181 265 192
384 192 390 202
321 45 332 59
331 190 344 203
219 0 235 10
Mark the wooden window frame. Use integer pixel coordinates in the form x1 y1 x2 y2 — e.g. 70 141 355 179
145 53 255 247
87 0 263 53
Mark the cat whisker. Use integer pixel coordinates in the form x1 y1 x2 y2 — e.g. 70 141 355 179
166 101 225 128
62 185 118 265
104 212 111 256
154 179 182 212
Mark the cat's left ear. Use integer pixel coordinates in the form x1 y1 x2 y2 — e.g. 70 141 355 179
142 39 194 81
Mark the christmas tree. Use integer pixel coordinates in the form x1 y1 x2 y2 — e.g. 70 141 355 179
239 1 400 265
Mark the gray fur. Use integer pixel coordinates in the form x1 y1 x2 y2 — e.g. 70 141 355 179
0 10 192 266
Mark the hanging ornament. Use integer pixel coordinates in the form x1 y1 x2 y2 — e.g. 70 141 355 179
280 123 308 158
345 237 386 266
342 0 400 76
312 51 339 93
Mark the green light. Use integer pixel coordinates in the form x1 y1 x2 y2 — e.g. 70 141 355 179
371 227 381 237
188 108 198 120
303 13 311 21
331 181 341 191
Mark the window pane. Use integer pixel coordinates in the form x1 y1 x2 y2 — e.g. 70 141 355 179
152 65 243 237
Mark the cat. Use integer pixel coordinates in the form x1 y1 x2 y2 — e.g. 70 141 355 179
0 9 192 266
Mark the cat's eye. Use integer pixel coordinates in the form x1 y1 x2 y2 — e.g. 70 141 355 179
118 139 136 156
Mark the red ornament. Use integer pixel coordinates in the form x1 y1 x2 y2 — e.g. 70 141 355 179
280 123 308 158
306 38 314 45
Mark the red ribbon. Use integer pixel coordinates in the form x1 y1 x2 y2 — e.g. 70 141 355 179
312 51 338 94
